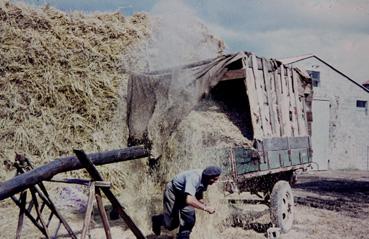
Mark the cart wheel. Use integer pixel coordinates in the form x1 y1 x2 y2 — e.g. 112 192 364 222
270 180 294 233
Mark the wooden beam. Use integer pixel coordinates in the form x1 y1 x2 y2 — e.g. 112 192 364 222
15 191 27 239
81 182 95 239
222 69 246 81
0 146 149 201
95 187 112 239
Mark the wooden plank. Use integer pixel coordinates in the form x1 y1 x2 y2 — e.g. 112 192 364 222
223 69 246 81
237 164 310 180
48 178 92 186
15 191 27 239
74 150 146 239
95 181 111 188
280 66 291 136
287 68 298 136
247 55 274 72
262 137 289 151
260 59 272 137
262 59 277 136
275 66 284 137
301 92 310 136
294 71 308 136
81 182 95 239
244 55 263 139
0 146 149 201
269 63 279 136
273 69 282 137
250 54 265 139
251 54 269 138
288 136 310 149
95 187 112 239
292 71 301 135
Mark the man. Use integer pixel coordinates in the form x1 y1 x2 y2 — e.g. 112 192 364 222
152 166 222 239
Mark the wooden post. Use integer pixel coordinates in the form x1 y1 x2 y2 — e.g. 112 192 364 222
95 187 112 239
15 191 27 239
81 182 95 239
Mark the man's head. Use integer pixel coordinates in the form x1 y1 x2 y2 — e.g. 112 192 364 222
202 166 222 185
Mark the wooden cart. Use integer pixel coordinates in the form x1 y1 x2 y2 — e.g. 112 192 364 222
222 136 312 232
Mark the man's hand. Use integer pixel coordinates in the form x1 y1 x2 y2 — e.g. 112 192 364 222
204 206 215 214
185 195 216 214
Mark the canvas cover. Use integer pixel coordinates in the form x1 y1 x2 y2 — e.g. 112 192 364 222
127 52 247 158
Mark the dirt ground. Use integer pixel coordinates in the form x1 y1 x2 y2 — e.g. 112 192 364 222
1 170 369 239
222 170 369 239
283 170 369 239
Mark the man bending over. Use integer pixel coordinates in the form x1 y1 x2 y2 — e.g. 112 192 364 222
152 166 222 239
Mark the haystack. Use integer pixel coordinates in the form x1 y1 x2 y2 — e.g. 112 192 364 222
0 1 151 187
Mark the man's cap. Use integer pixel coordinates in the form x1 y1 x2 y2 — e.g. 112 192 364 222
202 166 222 177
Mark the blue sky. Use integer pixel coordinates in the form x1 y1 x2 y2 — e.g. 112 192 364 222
22 0 369 83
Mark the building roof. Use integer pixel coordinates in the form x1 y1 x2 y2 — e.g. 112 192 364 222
280 54 369 94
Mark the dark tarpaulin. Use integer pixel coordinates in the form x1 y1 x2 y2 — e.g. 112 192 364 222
127 52 246 158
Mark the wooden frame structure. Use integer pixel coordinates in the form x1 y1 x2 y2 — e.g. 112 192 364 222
11 155 77 239
8 150 146 239
222 53 313 140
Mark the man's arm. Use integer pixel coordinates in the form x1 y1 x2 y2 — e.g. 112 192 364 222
185 194 215 214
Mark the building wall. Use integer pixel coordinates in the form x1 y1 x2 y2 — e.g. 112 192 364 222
290 58 369 170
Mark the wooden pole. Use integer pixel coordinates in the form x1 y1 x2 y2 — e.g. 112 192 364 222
15 191 27 239
81 182 95 239
0 146 149 200
95 187 112 239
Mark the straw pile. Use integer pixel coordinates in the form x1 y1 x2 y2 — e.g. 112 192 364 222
161 99 253 180
0 1 150 187
0 2 250 237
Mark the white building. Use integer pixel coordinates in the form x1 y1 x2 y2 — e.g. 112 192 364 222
281 54 369 171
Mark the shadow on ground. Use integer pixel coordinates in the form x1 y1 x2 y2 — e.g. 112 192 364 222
294 173 369 218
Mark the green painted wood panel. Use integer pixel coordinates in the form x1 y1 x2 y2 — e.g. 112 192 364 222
290 149 303 165
267 151 282 169
234 147 259 174
280 151 291 167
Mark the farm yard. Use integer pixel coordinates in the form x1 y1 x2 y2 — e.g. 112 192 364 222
1 1 369 239
1 170 368 238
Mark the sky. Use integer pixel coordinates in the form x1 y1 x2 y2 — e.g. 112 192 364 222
22 0 369 83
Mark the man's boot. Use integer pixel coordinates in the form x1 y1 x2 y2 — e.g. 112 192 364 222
152 214 164 236
176 230 191 239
